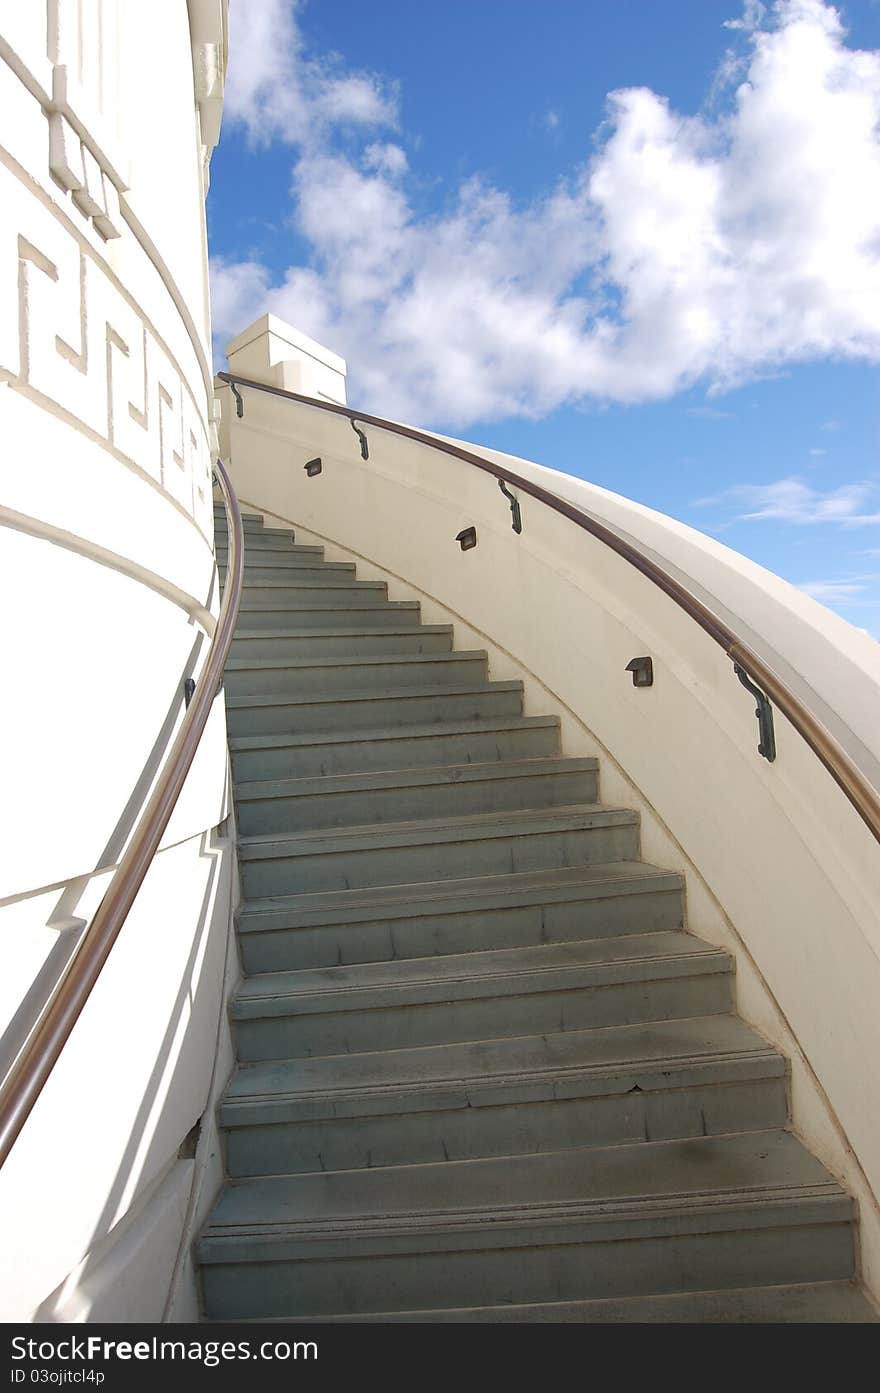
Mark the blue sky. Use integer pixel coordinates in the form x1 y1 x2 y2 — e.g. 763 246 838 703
207 0 880 631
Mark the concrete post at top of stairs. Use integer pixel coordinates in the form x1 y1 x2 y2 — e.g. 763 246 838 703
225 314 347 405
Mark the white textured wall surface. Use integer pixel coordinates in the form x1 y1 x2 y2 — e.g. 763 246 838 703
218 359 880 1301
0 1 231 1321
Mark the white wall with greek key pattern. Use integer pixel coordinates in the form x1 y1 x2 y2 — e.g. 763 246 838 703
0 1 236 1322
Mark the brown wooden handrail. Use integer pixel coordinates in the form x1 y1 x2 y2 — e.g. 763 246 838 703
217 369 880 847
0 458 244 1168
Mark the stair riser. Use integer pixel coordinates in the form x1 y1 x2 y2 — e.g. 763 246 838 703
225 686 523 738
230 630 453 662
259 1282 879 1324
222 566 352 584
233 970 732 1061
217 535 305 551
230 722 559 783
235 606 421 632
224 654 487 700
200 1218 854 1320
224 1075 787 1176
214 520 269 535
235 585 388 605
218 544 335 563
240 819 639 897
236 768 599 836
238 885 683 973
228 565 384 587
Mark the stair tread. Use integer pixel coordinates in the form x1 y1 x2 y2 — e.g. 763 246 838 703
220 555 338 567
223 1012 781 1116
233 582 387 593
238 801 636 861
234 755 598 805
269 1281 878 1323
226 678 520 711
230 578 386 589
226 648 486 672
215 525 292 536
237 859 680 927
233 930 726 1012
232 624 450 642
229 713 558 753
238 600 419 610
199 1129 848 1241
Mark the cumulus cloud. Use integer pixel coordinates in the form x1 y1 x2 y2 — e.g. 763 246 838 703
223 0 396 145
214 0 880 426
209 257 273 335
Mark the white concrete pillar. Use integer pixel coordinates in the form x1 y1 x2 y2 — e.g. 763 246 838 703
225 314 347 404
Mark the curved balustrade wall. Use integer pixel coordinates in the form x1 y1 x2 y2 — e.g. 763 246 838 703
0 2 234 1321
218 375 880 1300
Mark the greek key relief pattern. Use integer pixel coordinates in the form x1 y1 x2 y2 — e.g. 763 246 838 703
0 3 213 539
0 162 213 541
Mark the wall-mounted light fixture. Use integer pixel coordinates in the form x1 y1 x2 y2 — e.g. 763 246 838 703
304 457 322 477
625 656 653 688
455 526 478 551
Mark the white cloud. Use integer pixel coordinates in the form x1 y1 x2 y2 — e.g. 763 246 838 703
542 109 561 131
363 142 408 177
724 1 768 32
223 0 396 146
209 256 272 334
798 579 867 600
215 0 880 426
724 476 880 524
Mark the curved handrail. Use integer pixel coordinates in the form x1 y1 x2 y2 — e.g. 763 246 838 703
0 458 244 1169
217 370 880 847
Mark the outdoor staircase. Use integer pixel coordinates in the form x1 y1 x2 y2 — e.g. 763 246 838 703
197 502 877 1322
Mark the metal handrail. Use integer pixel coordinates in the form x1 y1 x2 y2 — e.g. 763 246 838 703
0 458 244 1168
217 370 880 848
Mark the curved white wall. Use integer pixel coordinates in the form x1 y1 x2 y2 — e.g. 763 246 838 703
0 2 234 1321
218 364 880 1300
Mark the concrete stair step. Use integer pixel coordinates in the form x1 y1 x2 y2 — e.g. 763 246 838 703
236 601 423 631
219 551 352 574
197 1129 854 1319
230 625 454 663
224 649 489 700
270 1281 878 1323
234 755 599 835
221 551 356 573
221 1012 785 1176
215 526 301 545
229 571 387 593
228 714 561 783
223 566 355 586
235 860 683 973
214 509 266 532
237 802 640 897
234 582 392 605
230 930 731 1060
224 678 524 738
